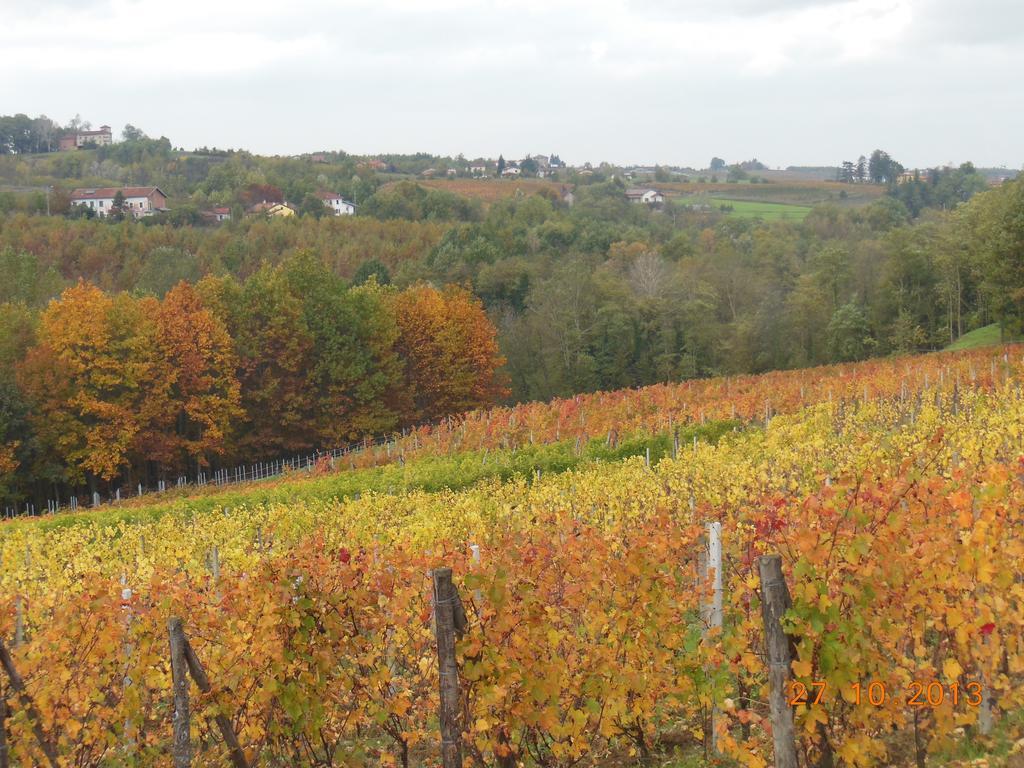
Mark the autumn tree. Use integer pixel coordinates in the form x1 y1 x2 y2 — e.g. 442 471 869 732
143 282 241 472
197 272 318 458
391 283 508 423
17 282 164 486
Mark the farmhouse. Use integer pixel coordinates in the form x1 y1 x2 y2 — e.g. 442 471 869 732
316 192 357 216
70 186 168 218
59 125 114 151
265 202 297 217
501 167 521 177
246 201 296 217
625 188 664 205
201 206 232 223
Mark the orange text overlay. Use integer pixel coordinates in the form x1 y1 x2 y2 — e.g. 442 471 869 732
788 680 984 708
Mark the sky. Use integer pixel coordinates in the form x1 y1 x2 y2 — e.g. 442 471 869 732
3 0 1022 169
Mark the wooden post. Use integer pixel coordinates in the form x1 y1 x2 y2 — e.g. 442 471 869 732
0 681 8 768
701 523 723 754
13 598 23 648
182 639 250 768
707 523 723 631
121 577 136 751
469 545 483 604
758 555 798 768
210 546 221 604
168 618 192 768
0 639 58 768
432 568 466 768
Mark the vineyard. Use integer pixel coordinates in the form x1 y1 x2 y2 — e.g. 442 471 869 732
1 347 1024 767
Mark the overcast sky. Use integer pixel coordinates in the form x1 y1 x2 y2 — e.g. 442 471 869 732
3 0 1021 169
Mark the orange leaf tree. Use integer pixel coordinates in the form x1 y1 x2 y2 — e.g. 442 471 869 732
145 281 241 472
17 282 165 484
391 283 508 423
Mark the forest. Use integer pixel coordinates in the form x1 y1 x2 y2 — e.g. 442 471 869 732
0 257 505 502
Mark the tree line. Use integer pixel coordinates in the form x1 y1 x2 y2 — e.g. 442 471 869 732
0 254 506 503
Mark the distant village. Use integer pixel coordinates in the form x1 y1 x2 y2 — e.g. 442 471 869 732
50 120 1005 223
64 138 672 222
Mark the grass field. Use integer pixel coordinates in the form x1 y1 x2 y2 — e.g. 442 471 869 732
708 197 813 221
674 195 814 221
658 179 884 207
945 324 1013 351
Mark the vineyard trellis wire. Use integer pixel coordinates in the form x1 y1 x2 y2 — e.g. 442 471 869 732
3 429 406 519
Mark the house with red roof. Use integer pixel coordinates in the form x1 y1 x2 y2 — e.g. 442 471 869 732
69 186 168 218
201 206 232 223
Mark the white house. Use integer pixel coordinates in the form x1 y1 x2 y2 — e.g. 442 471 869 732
70 186 168 218
625 188 664 205
317 191 357 216
502 167 521 177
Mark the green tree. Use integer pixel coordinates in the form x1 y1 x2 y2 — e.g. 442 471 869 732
0 248 64 306
962 176 1024 337
135 247 203 298
827 302 875 362
299 193 329 219
108 190 128 222
353 258 392 286
122 124 148 141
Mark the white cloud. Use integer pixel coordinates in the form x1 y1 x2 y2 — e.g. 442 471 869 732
0 0 1020 167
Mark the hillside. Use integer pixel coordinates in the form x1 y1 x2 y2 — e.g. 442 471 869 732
0 345 1022 766
12 342 1014 517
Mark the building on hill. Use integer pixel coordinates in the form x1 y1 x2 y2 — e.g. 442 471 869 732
316 192 356 216
245 200 296 217
265 202 296 217
70 186 168 217
625 188 664 204
59 125 114 150
246 201 297 217
201 206 232 223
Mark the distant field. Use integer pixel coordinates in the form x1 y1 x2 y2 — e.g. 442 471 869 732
658 179 884 207
678 195 813 221
411 177 563 203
